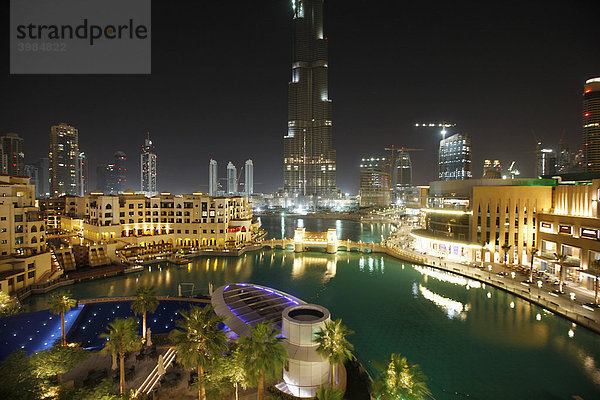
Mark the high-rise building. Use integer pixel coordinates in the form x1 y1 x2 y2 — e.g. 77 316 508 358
556 139 570 173
394 149 412 188
209 159 218 196
227 162 237 195
1 133 25 176
77 151 88 196
283 0 336 197
140 132 157 196
439 133 472 180
114 151 127 194
536 148 556 177
583 78 600 171
359 157 390 207
97 163 117 194
0 146 6 175
49 123 80 197
245 159 254 196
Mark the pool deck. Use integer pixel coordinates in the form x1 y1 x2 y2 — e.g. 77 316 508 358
383 235 600 335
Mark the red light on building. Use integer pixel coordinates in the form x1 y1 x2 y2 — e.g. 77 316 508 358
584 112 590 117
585 89 592 93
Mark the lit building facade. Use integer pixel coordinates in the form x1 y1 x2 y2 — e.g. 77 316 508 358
359 157 390 207
583 78 600 172
439 133 472 180
413 179 554 264
0 176 52 294
58 193 258 253
283 0 336 197
227 162 237 195
49 123 81 197
140 133 157 197
1 133 25 177
536 177 600 290
245 159 254 196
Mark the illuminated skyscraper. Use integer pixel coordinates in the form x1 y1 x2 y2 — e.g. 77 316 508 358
245 159 254 196
0 133 25 176
49 123 80 197
227 162 237 195
77 151 88 196
284 0 336 197
209 159 218 196
439 133 472 181
140 132 157 196
583 77 600 171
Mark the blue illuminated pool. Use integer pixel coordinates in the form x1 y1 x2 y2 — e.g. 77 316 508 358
0 300 206 359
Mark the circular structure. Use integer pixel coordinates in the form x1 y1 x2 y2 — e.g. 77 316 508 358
281 304 331 398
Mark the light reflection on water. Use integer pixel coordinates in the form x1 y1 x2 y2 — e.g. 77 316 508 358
20 219 600 399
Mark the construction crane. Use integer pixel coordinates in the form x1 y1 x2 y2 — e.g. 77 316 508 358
383 145 423 201
415 122 456 180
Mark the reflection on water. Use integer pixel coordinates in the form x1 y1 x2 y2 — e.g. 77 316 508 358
260 216 395 243
21 248 600 399
414 265 481 288
415 283 469 320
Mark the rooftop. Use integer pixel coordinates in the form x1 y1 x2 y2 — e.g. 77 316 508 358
212 283 305 337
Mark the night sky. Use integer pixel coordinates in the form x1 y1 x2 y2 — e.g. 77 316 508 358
1 0 599 194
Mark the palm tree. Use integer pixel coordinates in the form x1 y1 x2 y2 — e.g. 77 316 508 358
316 385 344 400
554 252 567 293
528 248 539 282
314 319 354 388
238 321 288 400
100 317 142 394
169 305 227 400
131 285 159 342
371 353 431 400
48 291 77 346
590 259 600 305
501 243 512 265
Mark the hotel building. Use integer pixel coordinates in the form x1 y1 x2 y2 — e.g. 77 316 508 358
0 176 52 294
58 192 259 262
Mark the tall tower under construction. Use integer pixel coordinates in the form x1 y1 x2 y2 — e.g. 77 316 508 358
283 0 336 197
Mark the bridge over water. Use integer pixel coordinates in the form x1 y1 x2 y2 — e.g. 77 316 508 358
262 228 385 254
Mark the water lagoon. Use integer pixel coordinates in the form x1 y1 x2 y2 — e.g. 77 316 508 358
21 217 600 398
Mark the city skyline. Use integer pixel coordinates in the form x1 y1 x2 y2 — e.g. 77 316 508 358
0 1 598 194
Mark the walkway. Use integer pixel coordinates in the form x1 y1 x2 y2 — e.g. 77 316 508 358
384 235 600 334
